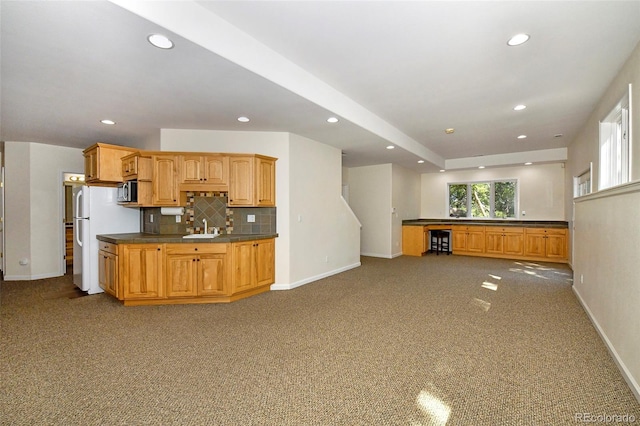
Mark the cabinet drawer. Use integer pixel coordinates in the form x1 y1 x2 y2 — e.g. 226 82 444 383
99 241 118 255
489 227 523 234
525 228 567 235
165 243 229 255
452 225 485 232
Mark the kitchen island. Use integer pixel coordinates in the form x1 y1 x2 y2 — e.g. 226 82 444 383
96 233 277 306
402 219 569 263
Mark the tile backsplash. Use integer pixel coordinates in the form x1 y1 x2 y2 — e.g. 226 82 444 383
141 192 276 235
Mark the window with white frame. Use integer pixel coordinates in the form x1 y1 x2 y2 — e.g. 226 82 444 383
448 180 517 218
573 163 592 198
599 84 631 190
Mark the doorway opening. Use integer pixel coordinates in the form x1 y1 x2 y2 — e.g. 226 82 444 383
63 173 84 275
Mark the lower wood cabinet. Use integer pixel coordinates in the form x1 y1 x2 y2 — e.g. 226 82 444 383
231 239 275 294
485 227 524 257
98 242 118 297
120 244 165 300
524 228 567 260
165 243 230 297
108 238 275 306
452 226 485 253
402 225 427 256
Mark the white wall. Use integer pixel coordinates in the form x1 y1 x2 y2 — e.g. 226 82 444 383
568 41 640 401
420 163 566 220
392 164 421 257
287 134 360 287
348 164 393 258
4 142 84 280
161 129 361 289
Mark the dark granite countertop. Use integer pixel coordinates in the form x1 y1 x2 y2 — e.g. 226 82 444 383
402 219 568 228
97 233 278 244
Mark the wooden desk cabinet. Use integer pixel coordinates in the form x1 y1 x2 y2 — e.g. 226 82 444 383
403 224 568 263
452 226 485 254
485 227 524 257
524 228 567 260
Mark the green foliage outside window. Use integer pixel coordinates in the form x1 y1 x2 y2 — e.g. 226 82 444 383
448 184 467 217
448 180 516 218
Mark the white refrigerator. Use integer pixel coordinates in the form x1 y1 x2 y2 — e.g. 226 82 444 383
73 186 140 294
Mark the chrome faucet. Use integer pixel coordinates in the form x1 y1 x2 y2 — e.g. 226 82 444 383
202 218 208 235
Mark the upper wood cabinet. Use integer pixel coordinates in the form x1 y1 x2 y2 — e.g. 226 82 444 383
121 153 152 181
152 155 179 206
83 143 136 186
179 155 229 191
228 155 276 207
256 156 276 206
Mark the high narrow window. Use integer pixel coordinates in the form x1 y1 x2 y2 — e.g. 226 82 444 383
599 84 631 190
574 164 593 197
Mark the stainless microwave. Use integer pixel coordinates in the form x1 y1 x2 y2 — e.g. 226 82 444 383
117 180 138 203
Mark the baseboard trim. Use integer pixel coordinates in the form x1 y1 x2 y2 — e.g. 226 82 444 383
573 286 640 403
360 252 392 259
270 262 361 291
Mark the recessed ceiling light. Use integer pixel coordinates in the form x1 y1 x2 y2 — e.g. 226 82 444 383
478 166 485 169
445 128 455 134
439 169 446 173
507 33 530 46
237 116 250 123
386 145 395 150
513 104 527 111
524 162 533 165
327 117 339 123
147 34 174 49
418 160 425 164
517 135 527 139
100 119 115 125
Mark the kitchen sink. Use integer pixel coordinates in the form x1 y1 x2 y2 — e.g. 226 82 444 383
182 234 219 239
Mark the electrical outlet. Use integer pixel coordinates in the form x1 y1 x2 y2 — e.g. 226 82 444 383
248 214 256 223
150 214 154 223
176 215 181 223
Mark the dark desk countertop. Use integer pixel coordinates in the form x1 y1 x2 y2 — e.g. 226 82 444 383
97 233 278 244
402 219 568 228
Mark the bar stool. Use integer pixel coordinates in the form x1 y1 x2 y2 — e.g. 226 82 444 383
430 230 451 255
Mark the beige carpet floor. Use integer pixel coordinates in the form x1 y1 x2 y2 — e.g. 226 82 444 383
1 255 639 425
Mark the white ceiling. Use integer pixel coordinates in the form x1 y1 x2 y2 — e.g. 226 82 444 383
2 1 639 173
